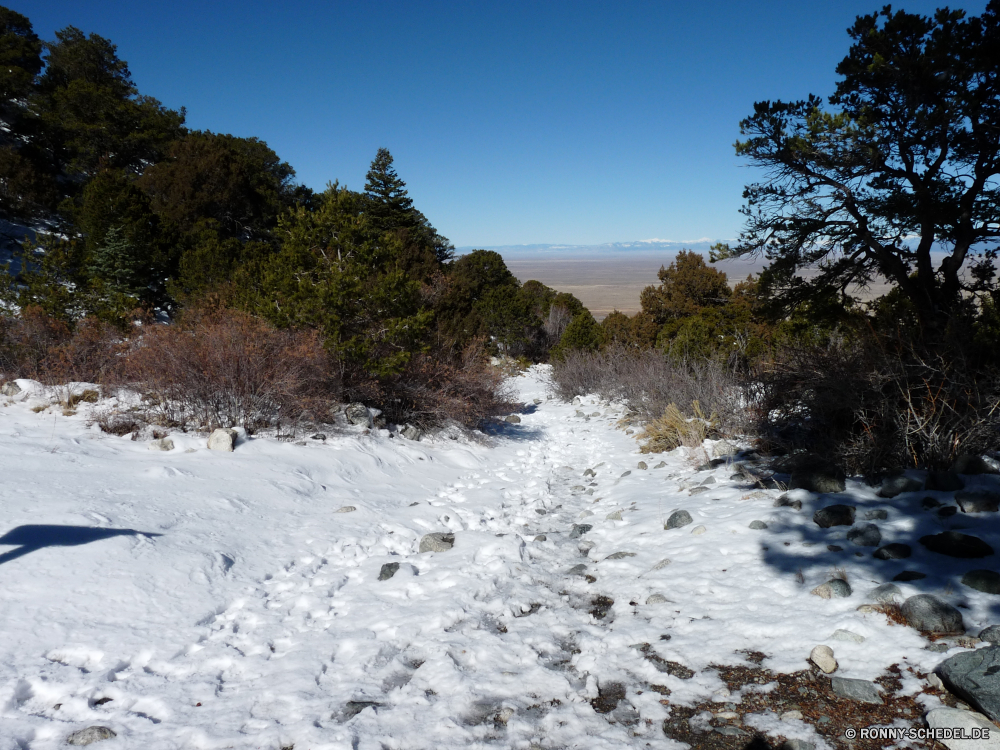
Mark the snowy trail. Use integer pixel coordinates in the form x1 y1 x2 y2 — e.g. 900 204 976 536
1 367 994 749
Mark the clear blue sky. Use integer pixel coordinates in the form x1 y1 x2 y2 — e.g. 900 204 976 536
12 0 989 248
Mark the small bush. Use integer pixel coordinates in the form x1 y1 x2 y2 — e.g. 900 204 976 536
639 401 718 454
93 408 144 436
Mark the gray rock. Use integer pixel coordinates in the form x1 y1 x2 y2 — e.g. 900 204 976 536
962 569 1000 594
774 494 802 511
901 594 964 634
311 432 327 440
606 510 623 521
534 534 547 542
650 558 672 571
207 428 237 452
879 474 924 498
813 504 856 528
505 415 521 424
345 402 372 427
809 644 837 673
379 562 400 580
811 579 852 599
654 461 666 469
925 707 1000 750
590 411 601 418
920 531 995 558
148 437 174 451
620 470 631 478
847 523 881 547
714 726 746 737
864 509 888 520
981 626 1000 644
637 461 647 470
749 520 768 530
938 645 1000 723
583 468 596 477
893 570 927 582
830 676 882 704
400 424 422 441
827 544 843 551
646 593 669 604
0 380 21 396
335 505 356 513
533 398 542 405
832 628 866 643
419 532 455 553
604 551 636 560
66 727 117 746
781 741 817 750
869 583 903 603
953 454 1000 475
688 486 709 495
701 476 717 485
665 510 693 529
789 465 846 494
873 543 912 560
567 563 588 577
956 491 1000 513
690 525 707 535
569 524 593 539
927 470 965 491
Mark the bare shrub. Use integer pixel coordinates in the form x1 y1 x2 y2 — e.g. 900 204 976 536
638 401 718 454
93 408 145 437
119 311 337 433
549 345 743 433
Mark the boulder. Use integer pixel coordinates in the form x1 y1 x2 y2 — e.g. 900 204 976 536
207 428 237 452
938 645 1000 723
879 474 924 498
345 403 372 427
981 625 1000 644
419 532 455 553
665 510 693 529
66 727 117 746
811 579 852 599
920 531 995 558
962 569 1000 594
901 594 964 634
924 707 1000 750
953 454 1000 475
813 504 856 528
378 562 400 580
873 543 912 560
927 470 965 491
956 491 1000 513
809 645 837 673
830 677 882 704
400 424 422 441
869 583 903 603
0 381 21 396
148 438 174 451
847 523 881 547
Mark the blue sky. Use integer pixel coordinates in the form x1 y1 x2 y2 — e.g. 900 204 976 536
13 0 989 247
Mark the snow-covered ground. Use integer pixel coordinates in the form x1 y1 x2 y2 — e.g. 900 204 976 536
0 367 991 749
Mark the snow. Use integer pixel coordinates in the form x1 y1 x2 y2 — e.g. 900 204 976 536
0 367 991 748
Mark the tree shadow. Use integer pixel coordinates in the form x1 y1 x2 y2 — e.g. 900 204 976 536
0 524 163 566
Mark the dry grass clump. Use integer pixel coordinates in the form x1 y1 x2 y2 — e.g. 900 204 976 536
638 401 719 454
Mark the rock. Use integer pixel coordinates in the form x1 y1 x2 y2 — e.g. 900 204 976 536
962 569 1000 594
688 486 710 496
650 558 672 571
749 520 768 530
633 461 646 471
533 398 542 405
927 470 965 491
419 532 455 553
938 646 1000 723
207 428 237 452
578 510 594 518
865 509 889 520
827 544 843 551
148 437 174 451
701 476 717 485
620 470 631 478
781 741 816 750
922 496 942 509
901 594 964 634
939 505 959 517
879 474 924 497
690 525 707 535
310 432 327 440
925 707 1000 750
379 562 400 580
646 593 669 604
604 551 636 560
774 494 802 510
981 626 1000 644
928 672 945 689
583 468 596 477
505 415 521 424
873 543 912 560
606 510 623 521
654 461 666 469
345 402 372 427
569 524 593 539
956 491 1000 513
809 645 837 673
0 381 21 396
66 727 117 746
534 534 547 542
869 583 903 603
830 676 882 704
665 510 693 529
954 454 1000 475
780 710 804 721
811 579 852 599
893 570 927 581
920 531 995 558
847 523 881 547
590 411 601 418
399 424 422 441
567 563 588 577
789 464 846 494
813 504 856 528
832 628 865 643
335 505 356 513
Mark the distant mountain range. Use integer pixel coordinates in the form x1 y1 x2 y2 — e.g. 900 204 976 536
455 238 730 258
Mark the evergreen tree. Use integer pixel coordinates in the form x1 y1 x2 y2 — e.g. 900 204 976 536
364 147 413 218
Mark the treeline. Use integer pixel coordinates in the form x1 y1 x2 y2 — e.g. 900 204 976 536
0 6 595 430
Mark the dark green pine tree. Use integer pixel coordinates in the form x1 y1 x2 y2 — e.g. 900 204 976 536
364 148 414 232
87 224 149 297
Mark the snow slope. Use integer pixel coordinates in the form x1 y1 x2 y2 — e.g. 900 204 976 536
0 367 989 749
